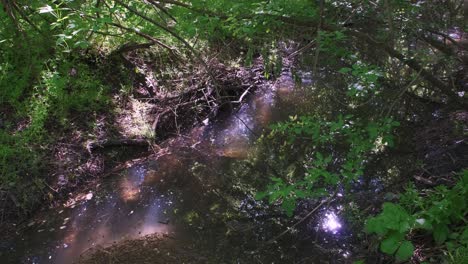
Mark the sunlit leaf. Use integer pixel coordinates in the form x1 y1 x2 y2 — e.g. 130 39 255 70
39 5 53 14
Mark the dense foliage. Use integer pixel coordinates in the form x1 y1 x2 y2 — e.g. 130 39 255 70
1 0 466 262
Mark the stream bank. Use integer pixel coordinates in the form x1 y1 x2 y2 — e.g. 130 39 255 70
0 47 269 257
5 55 355 263
3 46 467 264
2 2 467 263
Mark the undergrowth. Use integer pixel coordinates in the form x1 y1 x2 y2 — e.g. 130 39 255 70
0 29 110 218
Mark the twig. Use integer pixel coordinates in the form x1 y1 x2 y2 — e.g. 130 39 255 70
232 112 259 137
288 40 316 59
383 68 423 118
231 85 253 104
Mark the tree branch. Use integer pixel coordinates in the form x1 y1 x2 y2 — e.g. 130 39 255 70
344 29 462 103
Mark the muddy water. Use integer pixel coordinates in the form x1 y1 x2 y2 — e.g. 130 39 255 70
6 71 347 263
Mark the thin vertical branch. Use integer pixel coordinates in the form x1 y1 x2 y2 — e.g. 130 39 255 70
312 0 324 76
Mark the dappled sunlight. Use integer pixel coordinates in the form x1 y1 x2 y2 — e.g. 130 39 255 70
140 201 173 236
11 48 309 262
115 97 155 138
4 1 466 263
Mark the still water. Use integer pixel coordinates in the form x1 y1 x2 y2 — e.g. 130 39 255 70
6 70 349 263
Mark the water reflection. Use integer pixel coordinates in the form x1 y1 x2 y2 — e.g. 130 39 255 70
9 69 321 263
11 165 175 263
321 212 342 234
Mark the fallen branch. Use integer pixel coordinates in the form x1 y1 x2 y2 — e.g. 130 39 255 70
112 42 158 55
231 85 253 104
86 138 150 153
152 109 172 131
116 58 265 141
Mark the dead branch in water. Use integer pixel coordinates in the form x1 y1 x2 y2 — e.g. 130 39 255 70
146 59 267 140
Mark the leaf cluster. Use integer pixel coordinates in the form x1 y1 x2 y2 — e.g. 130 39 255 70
366 170 468 261
257 115 399 216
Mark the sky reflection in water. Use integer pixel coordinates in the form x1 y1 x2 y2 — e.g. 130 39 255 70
9 72 347 263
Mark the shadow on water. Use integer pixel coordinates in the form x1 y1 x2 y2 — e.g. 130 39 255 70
6 69 355 263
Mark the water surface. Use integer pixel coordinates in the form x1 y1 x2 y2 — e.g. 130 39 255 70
6 70 351 263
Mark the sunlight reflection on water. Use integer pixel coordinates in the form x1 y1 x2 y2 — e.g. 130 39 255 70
11 70 314 263
321 212 342 234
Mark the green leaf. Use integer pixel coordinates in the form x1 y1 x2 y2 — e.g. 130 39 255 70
449 232 460 239
255 191 267 200
338 67 352 74
433 224 449 244
38 5 54 14
445 241 455 251
271 177 282 183
282 198 296 217
97 16 113 24
295 190 307 198
380 234 400 255
395 240 414 261
365 218 387 236
460 228 468 244
415 218 432 230
366 123 378 139
383 135 395 147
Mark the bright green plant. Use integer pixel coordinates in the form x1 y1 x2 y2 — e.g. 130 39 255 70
449 246 468 264
366 170 468 261
365 203 415 261
0 130 45 213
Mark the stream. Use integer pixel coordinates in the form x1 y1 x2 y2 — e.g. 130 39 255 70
5 69 352 263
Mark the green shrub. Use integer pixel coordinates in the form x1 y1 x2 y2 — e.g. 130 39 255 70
366 170 468 261
0 131 45 213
